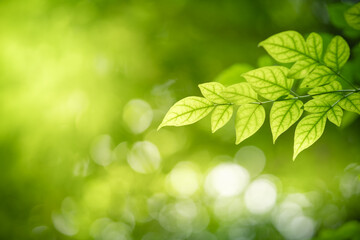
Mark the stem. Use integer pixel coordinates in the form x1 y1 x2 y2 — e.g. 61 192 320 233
252 89 360 105
214 89 360 107
317 91 355 118
300 53 358 89
331 91 355 108
290 89 300 97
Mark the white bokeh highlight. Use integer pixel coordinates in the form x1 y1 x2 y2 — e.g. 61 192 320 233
205 163 249 198
167 162 200 197
127 141 161 174
235 146 266 177
272 197 316 240
91 135 113 166
123 99 153 134
244 178 277 214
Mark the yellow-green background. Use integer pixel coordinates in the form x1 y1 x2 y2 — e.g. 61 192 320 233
0 0 360 239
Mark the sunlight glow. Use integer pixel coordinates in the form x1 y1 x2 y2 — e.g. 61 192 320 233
340 163 360 198
167 162 200 197
244 178 277 214
91 135 113 166
272 199 316 240
205 163 249 197
52 212 78 236
52 197 79 236
158 199 209 235
127 141 161 174
235 146 266 177
123 99 153 134
90 218 131 240
147 193 168 220
213 197 244 222
284 216 316 240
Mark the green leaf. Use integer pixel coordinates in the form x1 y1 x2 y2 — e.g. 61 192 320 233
327 105 343 126
242 66 293 100
308 81 343 102
338 92 360 114
259 31 307 63
308 81 342 95
324 36 350 72
211 105 233 133
293 113 327 160
328 3 351 30
270 99 304 143
304 99 344 126
304 99 331 113
300 66 337 88
158 97 214 129
345 3 360 30
306 32 323 61
222 82 258 105
235 104 265 144
198 82 228 104
288 58 318 79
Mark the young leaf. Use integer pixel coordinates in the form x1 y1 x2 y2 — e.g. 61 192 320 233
338 92 360 114
211 105 233 133
259 31 307 63
288 58 318 79
293 113 327 160
158 97 214 129
304 99 331 113
306 32 323 61
222 82 258 105
270 99 304 143
235 104 265 144
242 66 293 100
344 2 360 30
300 66 337 88
327 105 343 126
199 82 228 104
324 36 350 72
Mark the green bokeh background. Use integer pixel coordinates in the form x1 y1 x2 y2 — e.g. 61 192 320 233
0 0 360 239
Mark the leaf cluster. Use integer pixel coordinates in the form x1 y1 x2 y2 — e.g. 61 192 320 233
159 30 360 160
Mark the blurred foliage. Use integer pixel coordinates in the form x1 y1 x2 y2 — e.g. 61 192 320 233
0 0 360 239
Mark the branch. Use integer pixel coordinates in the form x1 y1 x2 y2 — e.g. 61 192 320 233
252 89 360 105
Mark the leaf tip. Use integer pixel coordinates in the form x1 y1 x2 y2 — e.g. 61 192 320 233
332 121 341 127
292 151 299 161
157 121 167 131
236 135 247 145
